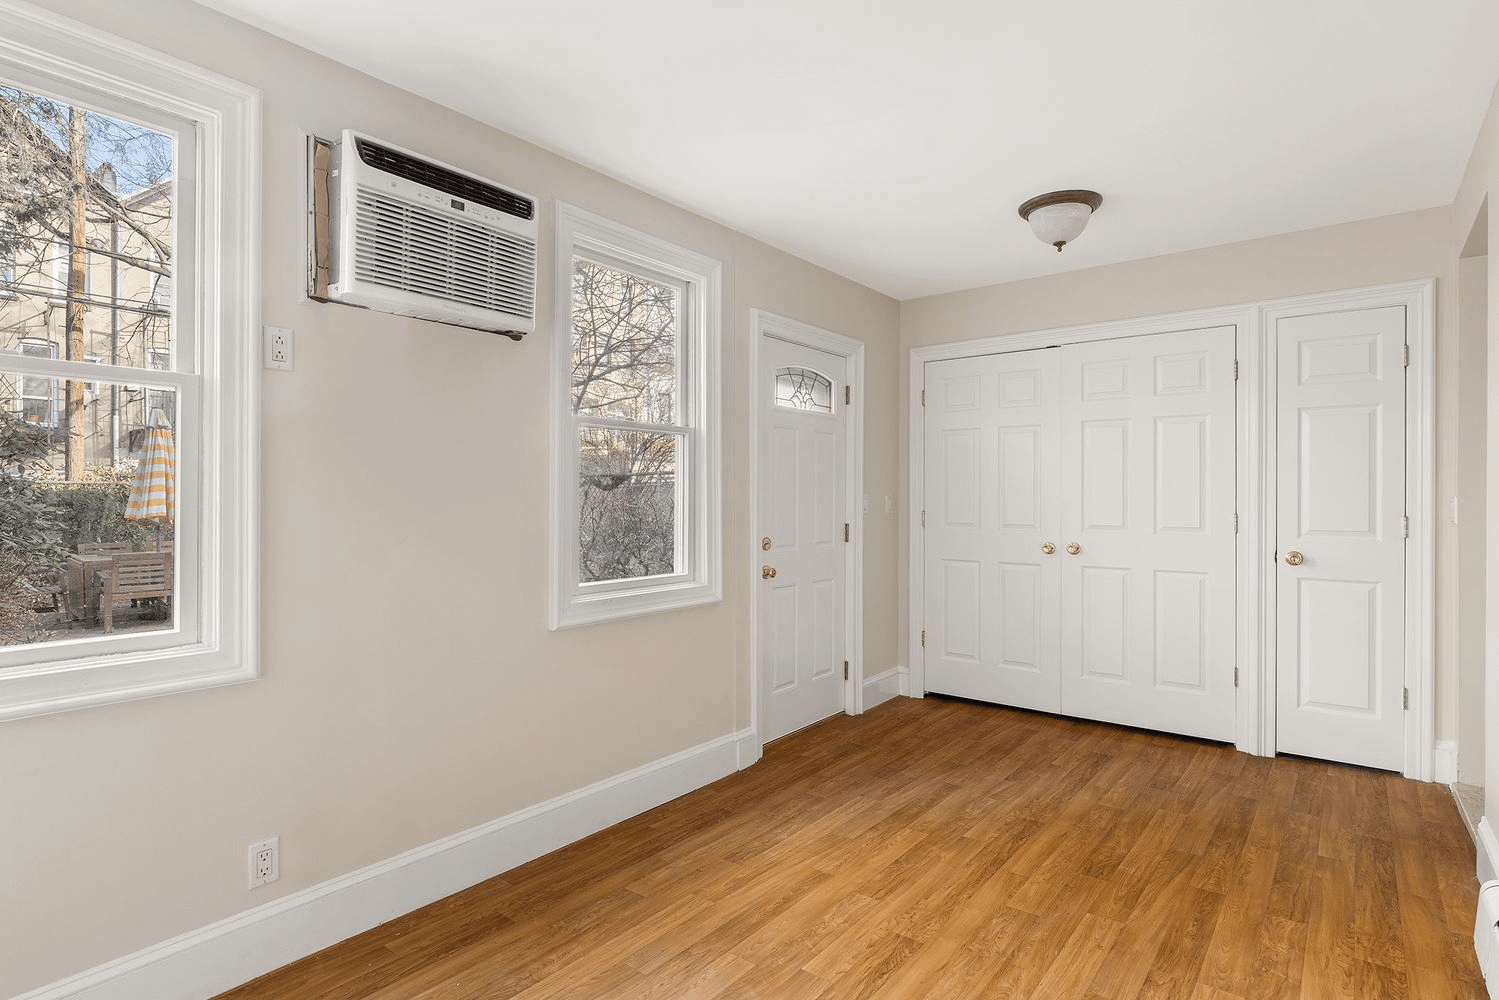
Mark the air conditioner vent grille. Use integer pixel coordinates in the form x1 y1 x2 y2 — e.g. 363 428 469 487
353 188 537 319
354 137 535 220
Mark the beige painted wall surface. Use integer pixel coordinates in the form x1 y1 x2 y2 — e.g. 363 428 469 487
0 2 899 994
898 207 1459 752
1455 73 1499 825
1459 253 1488 783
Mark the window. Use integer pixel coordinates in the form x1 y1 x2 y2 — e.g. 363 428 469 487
17 338 57 425
0 1 260 720
551 203 721 628
0 220 14 289
774 366 835 413
146 346 172 421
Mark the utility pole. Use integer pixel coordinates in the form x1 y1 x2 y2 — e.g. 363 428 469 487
64 105 87 479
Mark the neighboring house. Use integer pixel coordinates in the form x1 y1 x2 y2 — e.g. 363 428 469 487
0 120 173 470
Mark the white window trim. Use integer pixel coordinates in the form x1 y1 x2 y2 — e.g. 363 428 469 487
0 0 260 721
549 203 721 629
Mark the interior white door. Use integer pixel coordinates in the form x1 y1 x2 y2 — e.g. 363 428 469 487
923 351 1062 712
1057 327 1238 741
758 337 848 743
1274 306 1406 771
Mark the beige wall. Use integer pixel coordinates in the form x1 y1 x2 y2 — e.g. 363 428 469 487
1455 72 1499 824
0 2 900 994
898 207 1460 753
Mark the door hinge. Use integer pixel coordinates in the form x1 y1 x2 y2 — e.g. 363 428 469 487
844 660 849 681
1403 343 1410 368
1403 687 1409 710
845 384 852 405
1233 359 1239 381
921 389 927 406
1234 667 1239 688
921 629 926 647
921 509 926 527
1402 514 1410 539
1233 513 1239 534
844 522 850 542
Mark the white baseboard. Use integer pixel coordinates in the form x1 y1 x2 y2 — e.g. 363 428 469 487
863 666 908 708
1435 740 1458 784
1481 818 1499 885
736 730 762 770
16 727 752 1000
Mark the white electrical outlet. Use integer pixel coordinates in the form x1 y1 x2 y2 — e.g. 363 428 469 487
249 837 279 888
264 325 294 370
884 496 894 514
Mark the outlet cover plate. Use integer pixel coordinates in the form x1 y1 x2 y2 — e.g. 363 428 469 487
249 836 279 888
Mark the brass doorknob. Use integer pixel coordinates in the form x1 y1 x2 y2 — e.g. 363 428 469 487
1066 542 1081 556
761 536 772 551
1041 542 1056 555
762 565 777 579
1284 550 1304 566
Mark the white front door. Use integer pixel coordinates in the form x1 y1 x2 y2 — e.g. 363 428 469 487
758 337 848 742
1058 327 1238 741
1274 306 1407 771
924 350 1062 712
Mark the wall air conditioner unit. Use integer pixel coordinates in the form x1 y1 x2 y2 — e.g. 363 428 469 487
317 129 537 340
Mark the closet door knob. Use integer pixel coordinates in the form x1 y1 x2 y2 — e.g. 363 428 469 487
1284 550 1304 566
1041 542 1056 555
1066 542 1082 555
762 565 777 579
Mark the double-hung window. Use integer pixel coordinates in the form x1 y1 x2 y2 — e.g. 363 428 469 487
551 204 721 628
0 2 260 720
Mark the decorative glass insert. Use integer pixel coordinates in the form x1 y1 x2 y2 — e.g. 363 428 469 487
774 366 834 413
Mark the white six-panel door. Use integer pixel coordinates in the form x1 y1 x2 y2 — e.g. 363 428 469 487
924 351 1062 712
922 327 1237 741
1274 306 1407 771
759 337 848 743
1058 328 1238 741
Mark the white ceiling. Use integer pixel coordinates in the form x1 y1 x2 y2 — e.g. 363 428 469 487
198 0 1499 300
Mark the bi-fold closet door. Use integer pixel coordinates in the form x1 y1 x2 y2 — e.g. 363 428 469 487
923 326 1237 741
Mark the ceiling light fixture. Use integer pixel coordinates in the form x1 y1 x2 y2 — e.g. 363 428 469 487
1017 189 1103 252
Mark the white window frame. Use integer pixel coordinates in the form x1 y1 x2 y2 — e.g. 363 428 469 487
0 1 260 721
549 203 721 629
17 336 58 426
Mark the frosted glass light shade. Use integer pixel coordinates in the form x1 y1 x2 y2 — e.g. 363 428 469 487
1027 202 1093 249
1017 189 1103 252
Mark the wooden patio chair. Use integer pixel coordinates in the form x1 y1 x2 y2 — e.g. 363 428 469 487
95 552 173 634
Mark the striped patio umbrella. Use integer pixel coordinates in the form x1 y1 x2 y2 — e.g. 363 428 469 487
124 408 175 534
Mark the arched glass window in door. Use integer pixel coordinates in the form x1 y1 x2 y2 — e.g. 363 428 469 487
774 366 834 413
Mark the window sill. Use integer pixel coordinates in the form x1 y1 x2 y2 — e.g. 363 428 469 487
551 580 723 630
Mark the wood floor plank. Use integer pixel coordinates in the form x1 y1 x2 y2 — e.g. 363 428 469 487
213 698 1485 1000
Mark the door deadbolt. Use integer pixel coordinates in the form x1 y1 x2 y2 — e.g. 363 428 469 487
761 536 772 551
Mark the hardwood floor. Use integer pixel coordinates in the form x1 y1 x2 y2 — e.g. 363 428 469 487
216 697 1486 1000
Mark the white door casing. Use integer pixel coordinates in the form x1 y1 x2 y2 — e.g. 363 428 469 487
1058 327 1238 741
1273 305 1408 771
758 335 849 743
924 350 1062 711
